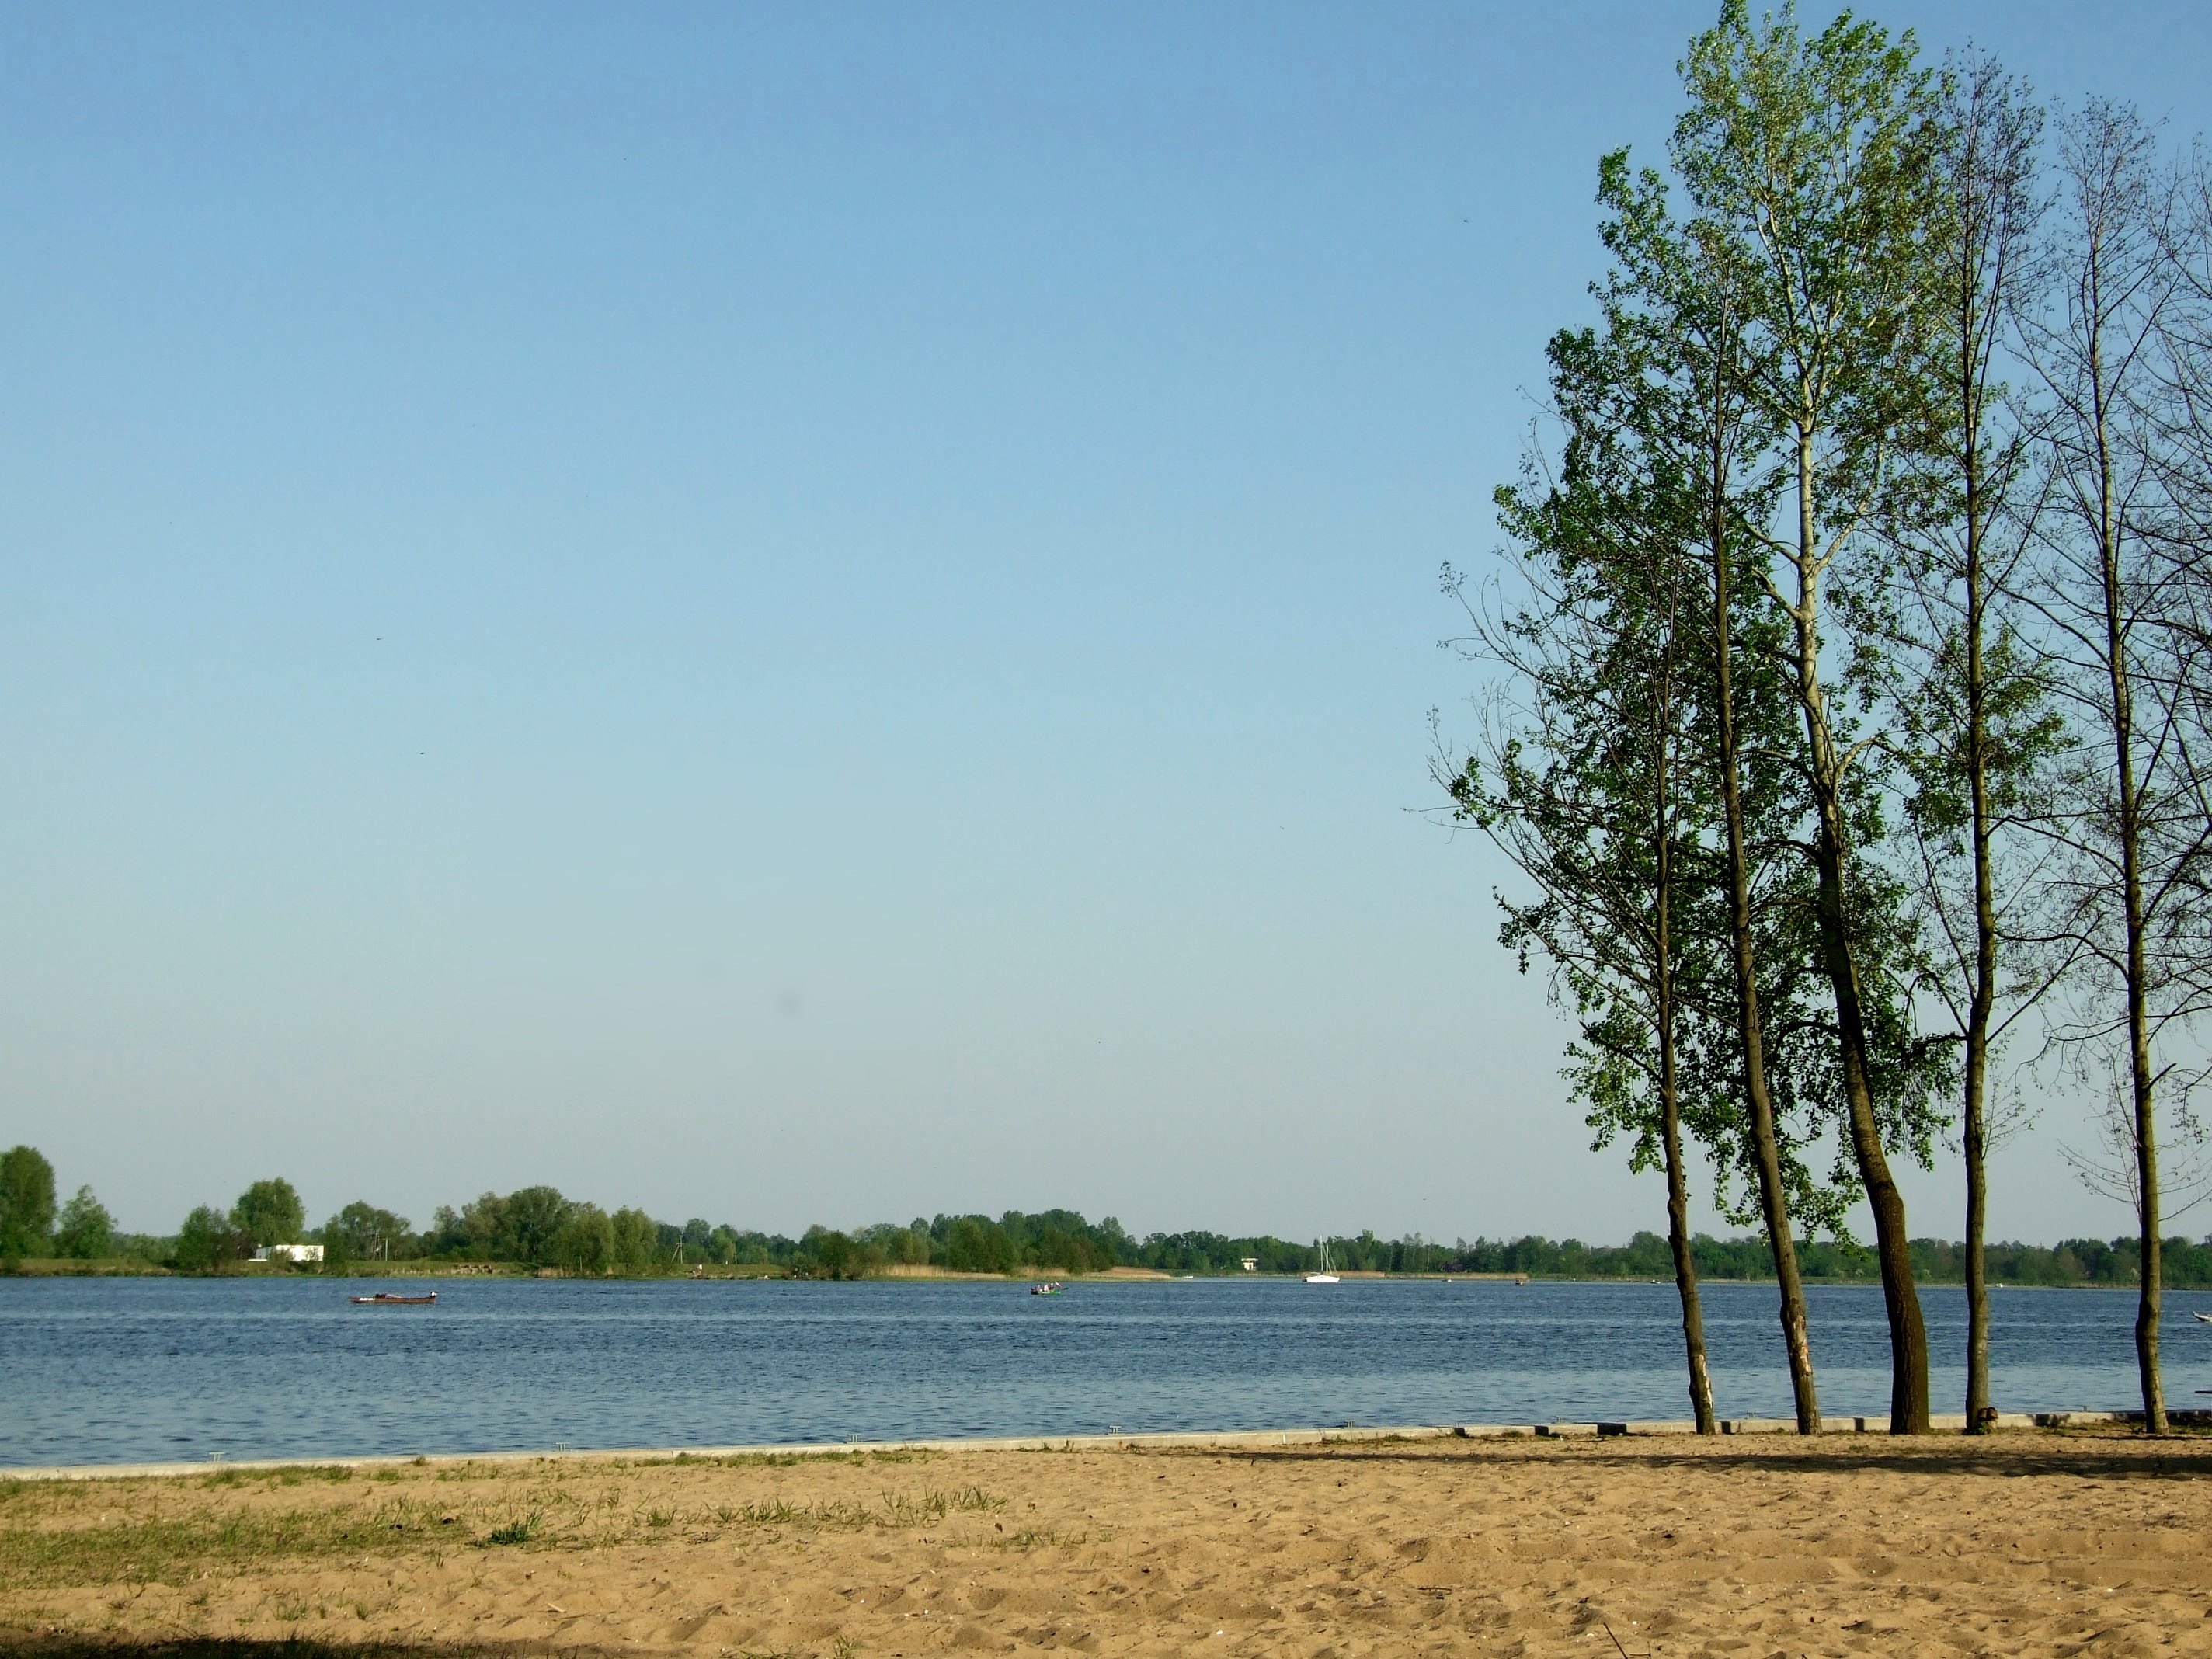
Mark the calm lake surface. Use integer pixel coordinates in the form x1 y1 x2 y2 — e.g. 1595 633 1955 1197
2 1275 2208 1467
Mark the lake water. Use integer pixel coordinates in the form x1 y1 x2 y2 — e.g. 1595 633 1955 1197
2 1275 2208 1468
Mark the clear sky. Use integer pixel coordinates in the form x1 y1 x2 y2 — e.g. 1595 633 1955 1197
4 2 2209 1245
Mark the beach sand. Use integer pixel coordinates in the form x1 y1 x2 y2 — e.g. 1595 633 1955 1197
5 1428 2209 1657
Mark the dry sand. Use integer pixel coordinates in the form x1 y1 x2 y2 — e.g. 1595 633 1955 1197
4 1428 2209 1657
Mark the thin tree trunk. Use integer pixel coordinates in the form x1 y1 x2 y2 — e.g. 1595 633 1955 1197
1963 312 1998 1433
2116 658 2164 1431
2095 391 2168 1434
1793 430 1931 1435
1712 391 1819 1434
1653 637 1716 1435
2071 267 2171 1431
1661 1063 1717 1432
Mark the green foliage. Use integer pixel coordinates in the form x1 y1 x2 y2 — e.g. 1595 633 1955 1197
0 1146 58 1256
800 1226 858 1278
323 1201 413 1264
173 1205 252 1272
554 1203 615 1275
610 1206 657 1273
233 1177 308 1247
483 1514 540 1546
940 1216 1019 1274
54 1186 114 1259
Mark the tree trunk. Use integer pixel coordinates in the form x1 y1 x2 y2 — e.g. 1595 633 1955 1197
1711 407 1819 1433
1963 346 1998 1433
1961 1018 1991 1428
1661 1073 1717 1433
2097 431 2167 1435
1653 707 1716 1435
1811 812 1932 1433
2116 606 2165 1438
1793 430 1930 1435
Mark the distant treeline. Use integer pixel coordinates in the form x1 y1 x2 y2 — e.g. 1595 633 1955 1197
4 1151 2207 1287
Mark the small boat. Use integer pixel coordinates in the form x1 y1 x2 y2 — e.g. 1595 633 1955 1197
1306 1243 1339 1285
1030 1282 1066 1296
350 1291 438 1306
2194 1311 2211 1324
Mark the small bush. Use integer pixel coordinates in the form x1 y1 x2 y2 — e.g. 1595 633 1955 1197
483 1514 540 1546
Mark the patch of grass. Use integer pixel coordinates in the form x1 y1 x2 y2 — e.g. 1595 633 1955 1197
0 1496 458 1590
989 1527 1083 1549
0 1473 1013 1591
639 1448 935 1470
865 1486 1006 1528
432 1466 507 1483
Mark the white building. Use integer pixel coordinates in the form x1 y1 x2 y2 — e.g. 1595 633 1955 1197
252 1243 325 1264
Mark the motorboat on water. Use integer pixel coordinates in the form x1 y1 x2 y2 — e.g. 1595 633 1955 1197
350 1291 438 1305
1030 1282 1066 1296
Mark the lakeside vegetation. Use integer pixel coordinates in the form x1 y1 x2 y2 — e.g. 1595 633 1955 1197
1434 0 2212 1435
4 1150 2206 1285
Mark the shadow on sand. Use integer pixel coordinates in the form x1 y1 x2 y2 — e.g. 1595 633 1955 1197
1220 1433 2212 1481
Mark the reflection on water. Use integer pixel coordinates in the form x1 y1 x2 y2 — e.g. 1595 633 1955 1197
2 1274 2205 1466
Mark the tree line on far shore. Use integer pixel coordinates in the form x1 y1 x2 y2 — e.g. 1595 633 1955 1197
4 1148 2206 1285
1442 2 2212 1435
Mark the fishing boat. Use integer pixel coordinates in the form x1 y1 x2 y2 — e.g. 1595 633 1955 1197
1030 1281 1066 1296
350 1291 438 1306
1306 1243 1339 1285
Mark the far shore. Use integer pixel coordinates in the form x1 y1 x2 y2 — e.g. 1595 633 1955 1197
0 1256 2182 1291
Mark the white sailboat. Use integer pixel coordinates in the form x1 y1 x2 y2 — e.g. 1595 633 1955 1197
1306 1242 1339 1285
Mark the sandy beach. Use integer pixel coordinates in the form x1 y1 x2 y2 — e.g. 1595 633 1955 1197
4 1426 2209 1657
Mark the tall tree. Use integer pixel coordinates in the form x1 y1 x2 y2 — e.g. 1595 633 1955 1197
1602 152 1835 1431
2141 141 2212 1065
0 1145 58 1257
2019 101 2212 1433
325 1201 412 1262
1893 56 2064 1431
1443 307 1722 1429
55 1187 116 1259
1446 147 1852 1432
232 1178 307 1248
1675 0 1950 1433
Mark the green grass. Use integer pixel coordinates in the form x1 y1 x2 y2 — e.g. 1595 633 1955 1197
0 1474 1011 1590
481 1514 538 1546
639 1447 937 1469
0 1497 453 1590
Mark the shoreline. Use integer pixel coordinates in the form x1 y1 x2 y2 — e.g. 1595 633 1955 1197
2 1258 2194 1291
12 1407 2196 1483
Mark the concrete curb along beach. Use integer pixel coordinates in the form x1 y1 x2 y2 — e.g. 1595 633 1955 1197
2 1410 2158 1483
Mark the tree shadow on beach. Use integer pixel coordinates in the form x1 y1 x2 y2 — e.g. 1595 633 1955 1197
0 1643 631 1659
1212 1435 2212 1481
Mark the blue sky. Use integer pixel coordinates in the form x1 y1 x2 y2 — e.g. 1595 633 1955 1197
4 2 2210 1243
